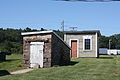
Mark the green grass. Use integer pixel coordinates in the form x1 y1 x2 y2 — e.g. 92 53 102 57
0 54 23 72
0 55 120 80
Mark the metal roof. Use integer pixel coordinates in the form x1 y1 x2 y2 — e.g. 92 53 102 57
21 31 53 36
64 30 101 36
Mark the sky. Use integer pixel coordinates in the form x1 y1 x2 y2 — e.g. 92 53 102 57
0 0 120 36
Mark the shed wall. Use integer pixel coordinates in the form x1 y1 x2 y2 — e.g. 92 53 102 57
51 33 70 66
23 34 52 68
65 33 97 57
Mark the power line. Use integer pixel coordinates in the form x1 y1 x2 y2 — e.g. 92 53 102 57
69 27 77 31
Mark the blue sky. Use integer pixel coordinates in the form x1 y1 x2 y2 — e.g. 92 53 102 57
0 0 120 36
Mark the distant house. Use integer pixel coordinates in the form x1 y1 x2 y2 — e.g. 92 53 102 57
64 30 101 58
108 49 120 55
99 48 108 55
99 48 120 55
21 31 70 68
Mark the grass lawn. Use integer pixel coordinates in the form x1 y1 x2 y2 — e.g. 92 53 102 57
0 54 23 72
0 55 120 80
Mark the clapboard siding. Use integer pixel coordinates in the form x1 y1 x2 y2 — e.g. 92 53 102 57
64 31 100 58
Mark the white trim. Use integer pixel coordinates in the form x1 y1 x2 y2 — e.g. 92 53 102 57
30 42 44 45
64 33 67 42
21 31 53 36
69 39 79 58
95 33 98 57
83 35 92 51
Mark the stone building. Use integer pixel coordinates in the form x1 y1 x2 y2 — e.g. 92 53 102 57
21 31 70 68
64 30 101 58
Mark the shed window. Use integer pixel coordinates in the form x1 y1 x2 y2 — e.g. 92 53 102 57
83 35 92 50
85 39 91 50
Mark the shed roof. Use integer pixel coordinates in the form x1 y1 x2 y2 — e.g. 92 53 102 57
64 30 101 36
21 31 53 36
21 31 71 49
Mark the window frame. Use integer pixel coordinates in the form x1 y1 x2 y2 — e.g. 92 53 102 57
83 35 92 51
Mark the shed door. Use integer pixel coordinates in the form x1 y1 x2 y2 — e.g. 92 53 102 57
30 42 44 68
71 40 77 58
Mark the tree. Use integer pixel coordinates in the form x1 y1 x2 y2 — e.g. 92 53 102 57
0 27 47 54
109 34 120 49
99 35 109 48
99 34 120 49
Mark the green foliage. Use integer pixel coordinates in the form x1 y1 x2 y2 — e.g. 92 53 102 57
0 28 22 54
99 34 120 49
0 27 120 54
109 34 120 49
0 27 46 54
99 36 109 48
54 30 64 39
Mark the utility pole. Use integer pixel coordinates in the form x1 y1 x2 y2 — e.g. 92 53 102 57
109 39 111 49
61 20 64 32
61 20 65 40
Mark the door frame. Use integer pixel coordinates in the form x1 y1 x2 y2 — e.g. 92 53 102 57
30 42 44 68
69 39 79 58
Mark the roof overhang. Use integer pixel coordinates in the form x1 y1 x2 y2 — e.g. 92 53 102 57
64 30 101 37
21 30 71 49
21 31 53 36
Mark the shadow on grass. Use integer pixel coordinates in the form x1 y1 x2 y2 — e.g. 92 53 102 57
69 61 79 66
5 59 20 62
99 57 114 59
59 61 79 67
0 59 20 63
0 70 10 76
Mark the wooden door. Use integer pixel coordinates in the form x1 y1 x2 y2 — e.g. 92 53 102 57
30 42 44 68
71 40 77 58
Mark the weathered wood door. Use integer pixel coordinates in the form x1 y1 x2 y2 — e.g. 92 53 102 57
30 42 44 68
71 40 77 58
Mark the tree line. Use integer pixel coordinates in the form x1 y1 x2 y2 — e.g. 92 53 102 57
99 34 120 49
0 27 119 54
0 27 46 54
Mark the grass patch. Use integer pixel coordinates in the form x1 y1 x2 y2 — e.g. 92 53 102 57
0 54 23 72
0 55 120 80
